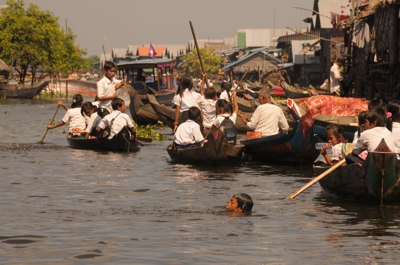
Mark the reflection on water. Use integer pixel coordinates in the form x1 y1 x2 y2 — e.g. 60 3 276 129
1 101 400 264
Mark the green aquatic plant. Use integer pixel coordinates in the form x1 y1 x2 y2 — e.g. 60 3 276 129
135 123 166 141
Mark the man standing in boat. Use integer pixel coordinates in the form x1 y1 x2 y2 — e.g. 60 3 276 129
330 58 343 96
239 88 289 136
97 61 125 113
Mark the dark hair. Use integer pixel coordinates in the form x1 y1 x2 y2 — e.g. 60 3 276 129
357 111 368 137
326 124 345 142
220 81 231 92
111 98 125 110
81 101 96 116
71 94 83 108
366 111 385 127
386 100 400 131
204 86 217 100
188 106 201 124
368 98 386 112
215 99 232 114
103 61 116 71
177 76 193 97
234 193 253 212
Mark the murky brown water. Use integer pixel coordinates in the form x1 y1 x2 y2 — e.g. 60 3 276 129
1 99 400 264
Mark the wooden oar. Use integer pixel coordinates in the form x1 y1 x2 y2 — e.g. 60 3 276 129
39 105 60 144
287 159 346 199
189 21 210 89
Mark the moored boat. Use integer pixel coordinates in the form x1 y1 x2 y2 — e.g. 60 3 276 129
0 80 49 99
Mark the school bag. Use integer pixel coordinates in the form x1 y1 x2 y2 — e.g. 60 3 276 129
220 116 237 144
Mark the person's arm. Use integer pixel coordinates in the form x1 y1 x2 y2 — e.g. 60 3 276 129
246 108 260 130
48 121 65 130
193 125 205 143
231 90 239 114
320 147 335 166
278 109 290 132
199 73 206 96
173 105 180 133
114 80 125 90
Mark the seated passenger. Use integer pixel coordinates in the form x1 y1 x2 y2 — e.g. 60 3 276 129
320 124 348 166
387 101 400 158
47 94 86 136
96 98 136 140
239 88 289 137
173 106 204 148
81 102 102 139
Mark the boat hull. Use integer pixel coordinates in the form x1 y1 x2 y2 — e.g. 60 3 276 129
67 130 140 152
0 80 49 99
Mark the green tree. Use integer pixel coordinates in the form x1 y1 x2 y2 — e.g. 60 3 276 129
181 48 222 78
0 0 85 83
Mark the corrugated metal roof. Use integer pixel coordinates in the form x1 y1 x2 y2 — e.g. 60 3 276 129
222 49 281 71
277 31 320 43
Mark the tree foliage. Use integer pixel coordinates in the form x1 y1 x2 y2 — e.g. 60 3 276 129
181 48 223 78
0 0 85 83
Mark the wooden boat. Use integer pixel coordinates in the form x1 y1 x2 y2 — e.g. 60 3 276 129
315 140 400 202
312 114 358 142
147 93 175 128
0 80 49 99
280 80 330 99
128 87 160 125
167 129 244 165
236 95 257 113
240 115 318 164
67 128 140 152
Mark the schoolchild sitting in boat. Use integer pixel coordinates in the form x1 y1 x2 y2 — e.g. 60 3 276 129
47 94 86 137
173 76 201 133
81 102 103 139
226 193 253 213
198 76 218 134
97 61 125 113
173 106 205 149
352 111 367 144
387 101 400 158
239 88 289 137
208 94 239 144
348 111 396 163
320 124 349 166
96 98 136 140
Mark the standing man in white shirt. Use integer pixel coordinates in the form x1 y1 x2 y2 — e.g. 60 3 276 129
239 88 289 136
97 61 125 112
330 58 343 96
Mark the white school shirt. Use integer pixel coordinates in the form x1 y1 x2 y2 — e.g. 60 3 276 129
174 120 204 145
213 113 237 127
392 122 400 158
219 90 230 102
172 89 201 112
329 63 342 94
97 110 134 139
85 112 102 134
61 107 86 133
199 96 216 128
246 103 289 136
354 126 396 153
97 76 122 112
331 143 344 161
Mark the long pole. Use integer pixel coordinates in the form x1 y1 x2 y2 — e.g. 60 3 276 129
287 159 346 199
39 105 61 144
189 21 210 88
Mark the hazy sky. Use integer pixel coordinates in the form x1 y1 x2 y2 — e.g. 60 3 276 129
1 0 314 56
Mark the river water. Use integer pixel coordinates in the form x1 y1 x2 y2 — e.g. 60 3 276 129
1 99 400 265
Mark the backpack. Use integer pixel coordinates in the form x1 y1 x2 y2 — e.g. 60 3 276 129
220 116 237 144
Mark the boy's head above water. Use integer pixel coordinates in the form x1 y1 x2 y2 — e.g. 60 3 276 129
226 193 253 213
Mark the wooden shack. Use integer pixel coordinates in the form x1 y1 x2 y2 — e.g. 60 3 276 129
347 0 400 100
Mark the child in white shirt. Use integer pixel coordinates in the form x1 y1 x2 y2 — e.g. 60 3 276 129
174 106 204 148
198 78 217 133
47 94 86 135
320 124 348 166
